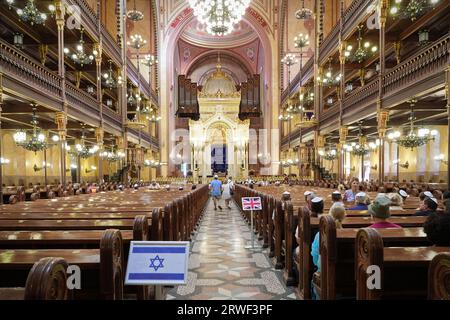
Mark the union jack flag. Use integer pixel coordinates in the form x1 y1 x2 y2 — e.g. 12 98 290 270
241 197 262 211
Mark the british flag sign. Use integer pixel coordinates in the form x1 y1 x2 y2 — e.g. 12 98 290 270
241 197 262 211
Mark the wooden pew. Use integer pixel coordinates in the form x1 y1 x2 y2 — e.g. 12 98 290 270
316 216 431 300
0 229 123 300
428 253 450 300
0 257 68 300
295 210 428 299
355 228 450 300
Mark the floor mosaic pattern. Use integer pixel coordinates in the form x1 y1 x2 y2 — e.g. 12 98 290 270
167 200 297 300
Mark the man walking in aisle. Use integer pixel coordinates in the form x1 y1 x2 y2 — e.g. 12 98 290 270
209 175 223 210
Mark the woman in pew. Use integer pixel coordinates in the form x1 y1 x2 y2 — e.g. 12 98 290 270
388 193 405 211
423 213 450 246
348 192 369 211
310 204 346 300
343 180 359 202
368 195 402 229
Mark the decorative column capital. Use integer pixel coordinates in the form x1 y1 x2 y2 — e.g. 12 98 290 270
339 126 348 144
94 43 102 65
317 135 325 149
55 112 67 140
95 128 104 147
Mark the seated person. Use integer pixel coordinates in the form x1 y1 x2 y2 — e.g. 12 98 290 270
415 197 438 216
343 180 359 202
368 195 402 229
148 181 161 190
310 204 346 299
423 213 450 246
310 197 324 218
417 191 434 210
331 191 344 207
399 189 409 202
348 192 369 210
304 191 316 210
388 193 404 211
443 190 450 212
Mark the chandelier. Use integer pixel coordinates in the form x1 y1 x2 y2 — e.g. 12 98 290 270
100 147 126 163
142 54 158 68
319 149 337 161
64 28 96 67
144 159 162 168
321 59 341 87
390 0 441 22
141 103 161 122
13 105 50 153
345 25 378 64
388 99 437 150
295 0 313 20
69 127 99 159
188 0 251 36
344 123 375 157
126 0 144 22
103 60 122 89
281 158 299 168
6 0 55 26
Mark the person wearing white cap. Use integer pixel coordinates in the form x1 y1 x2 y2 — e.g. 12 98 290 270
399 189 409 201
304 191 316 210
415 197 438 216
310 197 324 218
331 191 343 206
348 192 369 211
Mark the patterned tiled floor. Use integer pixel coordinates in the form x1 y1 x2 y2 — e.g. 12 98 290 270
167 200 297 300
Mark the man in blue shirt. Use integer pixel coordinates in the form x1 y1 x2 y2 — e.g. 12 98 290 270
348 192 369 211
209 175 223 210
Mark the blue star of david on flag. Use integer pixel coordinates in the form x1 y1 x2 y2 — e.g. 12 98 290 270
149 255 165 271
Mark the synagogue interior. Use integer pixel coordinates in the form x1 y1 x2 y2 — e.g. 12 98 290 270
0 0 449 303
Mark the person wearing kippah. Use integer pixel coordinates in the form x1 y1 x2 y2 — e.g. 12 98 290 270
415 197 438 216
368 195 402 229
310 197 324 218
331 191 344 207
348 192 368 211
343 180 359 202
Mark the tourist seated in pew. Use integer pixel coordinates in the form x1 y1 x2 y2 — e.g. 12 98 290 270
423 213 450 246
310 197 324 218
331 191 344 207
417 191 434 209
304 191 316 208
415 197 438 217
368 195 402 229
388 193 405 211
343 180 359 202
310 204 346 300
348 192 369 211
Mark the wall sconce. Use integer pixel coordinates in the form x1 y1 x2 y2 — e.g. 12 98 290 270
87 86 94 94
418 29 429 46
34 162 51 172
371 164 378 170
14 33 24 48
393 159 409 169
106 99 113 107
345 165 356 172
0 157 10 165
85 165 97 174
434 154 448 165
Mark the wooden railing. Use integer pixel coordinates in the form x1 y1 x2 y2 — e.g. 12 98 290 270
102 104 122 127
281 57 314 104
126 59 153 99
0 39 62 98
383 33 450 97
319 25 340 65
65 82 100 116
343 78 379 111
69 0 99 39
100 23 122 66
342 0 376 38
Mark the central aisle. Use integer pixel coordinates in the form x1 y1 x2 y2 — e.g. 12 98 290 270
167 200 297 300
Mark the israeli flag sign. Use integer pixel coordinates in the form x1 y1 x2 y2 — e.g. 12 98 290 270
125 241 190 285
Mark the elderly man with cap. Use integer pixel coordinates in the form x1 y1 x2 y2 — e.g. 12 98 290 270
415 197 439 216
348 192 369 211
399 189 409 202
368 195 402 229
331 191 344 207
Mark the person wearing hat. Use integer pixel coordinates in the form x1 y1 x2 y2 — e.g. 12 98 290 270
415 197 438 216
348 192 369 211
368 195 402 229
331 191 344 207
388 193 405 211
209 175 223 210
417 191 434 210
310 197 324 218
399 190 409 202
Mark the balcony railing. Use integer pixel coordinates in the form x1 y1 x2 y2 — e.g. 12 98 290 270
126 59 153 99
100 23 122 66
66 82 100 116
383 33 450 98
0 39 62 98
281 57 314 104
68 0 99 40
343 78 379 111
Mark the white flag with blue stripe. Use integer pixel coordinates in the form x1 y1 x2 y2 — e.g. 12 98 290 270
125 241 190 285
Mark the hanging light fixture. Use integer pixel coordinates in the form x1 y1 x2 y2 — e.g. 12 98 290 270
13 104 51 153
319 149 338 161
103 60 122 89
322 59 341 87
142 103 162 123
390 0 441 21
346 25 378 64
126 0 144 21
6 0 55 26
188 0 251 36
69 126 99 159
13 33 24 48
350 122 371 157
144 159 162 168
142 54 158 68
388 99 438 150
65 28 96 67
100 146 126 163
295 0 313 20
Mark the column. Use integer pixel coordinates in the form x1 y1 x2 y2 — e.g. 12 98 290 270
378 0 388 184
339 126 348 181
95 128 104 183
446 65 450 188
55 112 67 185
